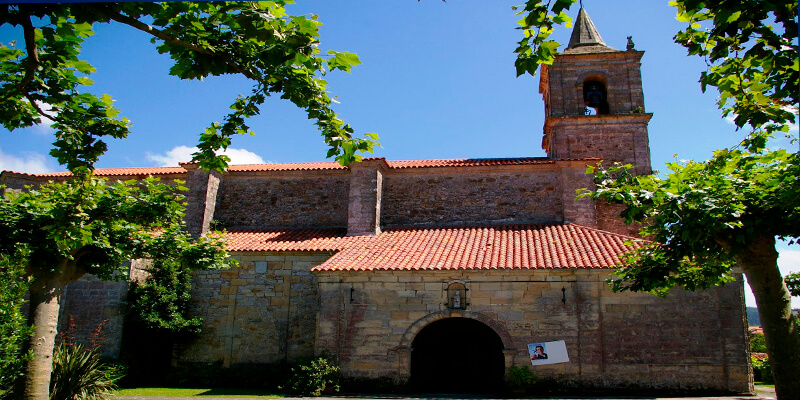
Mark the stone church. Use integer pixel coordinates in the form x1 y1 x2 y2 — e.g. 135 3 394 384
1 8 751 394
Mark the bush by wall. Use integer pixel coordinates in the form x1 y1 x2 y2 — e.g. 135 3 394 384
286 355 340 397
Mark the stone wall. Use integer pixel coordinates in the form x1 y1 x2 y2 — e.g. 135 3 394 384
544 115 652 176
543 51 646 117
596 202 641 237
179 252 330 366
58 274 129 359
0 172 42 196
314 268 751 393
184 165 222 237
213 172 349 229
381 165 566 228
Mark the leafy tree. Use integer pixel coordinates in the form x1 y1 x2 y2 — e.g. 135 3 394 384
128 258 204 335
786 272 800 297
0 178 233 400
514 1 798 399
124 258 205 382
0 1 377 175
750 331 767 353
1 2 374 399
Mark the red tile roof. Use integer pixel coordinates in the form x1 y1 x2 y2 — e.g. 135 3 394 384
226 223 643 272
225 228 351 252
9 167 186 178
223 224 640 269
10 157 600 178
386 158 557 169
227 162 347 172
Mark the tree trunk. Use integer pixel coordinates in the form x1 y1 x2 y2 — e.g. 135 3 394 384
16 260 85 400
734 234 800 400
19 276 64 400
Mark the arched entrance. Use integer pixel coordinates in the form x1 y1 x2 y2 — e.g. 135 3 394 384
410 317 505 393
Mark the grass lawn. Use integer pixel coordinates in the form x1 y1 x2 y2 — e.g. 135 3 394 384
114 388 283 398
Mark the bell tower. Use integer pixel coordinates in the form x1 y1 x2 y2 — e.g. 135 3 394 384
539 7 652 175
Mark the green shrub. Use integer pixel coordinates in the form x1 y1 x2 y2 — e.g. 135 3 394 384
751 354 773 384
0 251 33 391
504 365 538 394
286 355 340 397
50 343 123 400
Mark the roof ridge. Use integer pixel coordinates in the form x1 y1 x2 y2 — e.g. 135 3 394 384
384 222 562 231
18 166 188 178
563 222 647 242
4 156 603 177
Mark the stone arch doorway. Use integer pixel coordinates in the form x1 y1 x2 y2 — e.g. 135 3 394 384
410 317 505 393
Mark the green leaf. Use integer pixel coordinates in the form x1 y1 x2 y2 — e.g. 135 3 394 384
71 60 96 74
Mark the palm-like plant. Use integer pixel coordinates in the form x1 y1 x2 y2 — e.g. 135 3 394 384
50 344 119 400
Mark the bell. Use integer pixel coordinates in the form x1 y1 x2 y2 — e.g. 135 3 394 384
585 85 604 108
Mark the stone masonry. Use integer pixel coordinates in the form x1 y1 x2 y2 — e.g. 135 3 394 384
180 252 331 367
314 269 750 391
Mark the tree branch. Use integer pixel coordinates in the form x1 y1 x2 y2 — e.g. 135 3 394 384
100 6 255 80
17 10 40 94
24 94 60 124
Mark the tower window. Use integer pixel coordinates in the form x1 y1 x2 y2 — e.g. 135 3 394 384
583 80 608 115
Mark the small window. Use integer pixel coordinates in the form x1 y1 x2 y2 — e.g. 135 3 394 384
583 80 608 115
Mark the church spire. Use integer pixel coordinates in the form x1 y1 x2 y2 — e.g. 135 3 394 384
567 7 607 49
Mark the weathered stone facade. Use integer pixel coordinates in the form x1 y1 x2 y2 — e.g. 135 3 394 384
314 269 749 391
1 8 752 395
181 252 330 366
57 274 128 359
382 164 565 227
214 170 350 230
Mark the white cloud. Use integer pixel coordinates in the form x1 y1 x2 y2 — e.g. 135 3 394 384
22 100 57 136
778 249 800 276
32 121 56 136
0 148 56 174
146 145 266 167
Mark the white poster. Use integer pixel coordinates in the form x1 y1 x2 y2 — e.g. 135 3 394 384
528 340 569 366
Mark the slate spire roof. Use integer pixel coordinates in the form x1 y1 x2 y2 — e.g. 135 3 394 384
564 7 616 54
567 7 607 48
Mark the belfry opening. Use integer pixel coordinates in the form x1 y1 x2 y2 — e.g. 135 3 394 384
410 317 505 393
583 79 608 115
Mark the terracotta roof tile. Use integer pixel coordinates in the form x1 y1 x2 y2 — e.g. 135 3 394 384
386 158 555 169
227 162 346 172
312 224 642 272
224 228 350 252
9 157 602 178
31 167 187 178
214 158 566 171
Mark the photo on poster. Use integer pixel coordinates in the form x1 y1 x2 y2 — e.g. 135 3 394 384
528 340 569 366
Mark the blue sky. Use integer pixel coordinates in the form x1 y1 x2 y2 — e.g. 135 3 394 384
0 0 797 307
